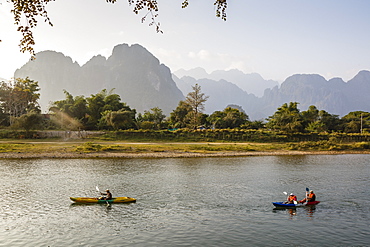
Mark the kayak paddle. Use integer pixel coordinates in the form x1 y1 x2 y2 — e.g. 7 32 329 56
303 187 310 205
96 185 110 206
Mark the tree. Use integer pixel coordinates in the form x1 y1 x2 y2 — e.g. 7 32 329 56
137 107 166 129
51 90 88 121
305 121 326 133
85 89 128 129
266 102 303 133
222 107 248 128
11 110 44 134
0 77 40 125
102 92 125 112
241 120 264 130
0 106 9 127
317 110 341 132
169 100 193 128
50 89 135 130
341 111 370 133
301 105 321 132
185 84 209 128
301 105 319 126
5 0 228 58
86 91 106 129
100 109 136 130
207 110 223 129
300 105 341 133
50 90 87 130
207 107 249 129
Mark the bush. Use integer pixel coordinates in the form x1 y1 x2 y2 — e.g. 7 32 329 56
75 142 102 152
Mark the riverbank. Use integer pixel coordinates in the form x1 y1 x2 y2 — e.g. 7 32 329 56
0 140 369 158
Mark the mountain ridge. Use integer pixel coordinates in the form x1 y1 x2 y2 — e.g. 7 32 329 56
14 43 184 115
10 43 370 120
174 67 279 97
175 70 370 119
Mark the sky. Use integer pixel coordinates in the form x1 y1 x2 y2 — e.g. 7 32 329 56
1 0 370 82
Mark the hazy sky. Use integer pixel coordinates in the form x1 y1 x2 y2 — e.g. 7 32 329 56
1 0 370 82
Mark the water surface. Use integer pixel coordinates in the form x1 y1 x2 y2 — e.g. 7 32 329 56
0 155 369 246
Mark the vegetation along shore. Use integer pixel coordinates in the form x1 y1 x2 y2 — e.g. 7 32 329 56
1 79 370 160
1 135 370 159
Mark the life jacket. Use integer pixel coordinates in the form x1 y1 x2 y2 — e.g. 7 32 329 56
307 193 316 201
288 195 297 201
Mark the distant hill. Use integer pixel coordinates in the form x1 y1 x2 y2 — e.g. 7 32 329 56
174 67 279 97
172 75 260 118
174 70 370 120
260 71 370 118
14 44 184 115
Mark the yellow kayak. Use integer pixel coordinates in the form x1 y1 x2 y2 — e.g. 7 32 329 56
70 196 136 204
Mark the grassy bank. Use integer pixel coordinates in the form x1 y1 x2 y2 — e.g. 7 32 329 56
0 138 370 158
0 140 273 154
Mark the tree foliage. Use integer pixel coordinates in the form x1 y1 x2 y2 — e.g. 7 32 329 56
266 102 342 133
169 100 193 128
52 90 88 121
100 109 136 130
85 89 127 129
301 105 319 126
3 78 370 135
185 84 209 128
50 89 136 130
266 102 303 133
317 110 341 132
50 90 87 130
11 110 43 132
4 0 228 58
342 111 370 133
208 107 249 129
4 0 54 57
0 77 40 125
137 107 166 129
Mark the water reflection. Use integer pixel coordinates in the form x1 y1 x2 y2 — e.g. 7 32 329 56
287 208 297 216
305 205 316 217
272 205 317 218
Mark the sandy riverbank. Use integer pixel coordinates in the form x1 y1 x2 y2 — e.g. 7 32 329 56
1 150 369 159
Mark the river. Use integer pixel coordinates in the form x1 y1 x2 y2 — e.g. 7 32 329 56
0 154 369 246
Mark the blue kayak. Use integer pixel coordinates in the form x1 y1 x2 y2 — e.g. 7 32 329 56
272 201 320 207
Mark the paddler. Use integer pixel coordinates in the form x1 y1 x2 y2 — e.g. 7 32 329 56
299 190 316 203
100 189 112 200
286 193 297 204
